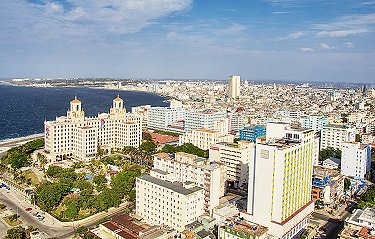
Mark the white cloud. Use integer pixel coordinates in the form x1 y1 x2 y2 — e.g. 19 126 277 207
0 0 193 37
212 23 247 36
299 47 314 52
320 43 334 50
275 32 304 40
317 29 368 37
345 41 354 48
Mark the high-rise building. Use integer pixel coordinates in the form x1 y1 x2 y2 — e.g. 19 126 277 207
209 141 255 189
341 142 371 179
244 122 317 239
228 75 240 98
44 96 142 162
320 124 356 150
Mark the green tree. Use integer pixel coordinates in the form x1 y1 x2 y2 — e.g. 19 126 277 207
161 144 176 154
6 226 26 239
139 141 157 155
93 175 107 188
142 132 153 141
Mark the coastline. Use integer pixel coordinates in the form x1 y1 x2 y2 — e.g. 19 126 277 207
4 82 173 100
0 133 44 155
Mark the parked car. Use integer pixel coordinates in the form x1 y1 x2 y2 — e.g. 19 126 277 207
25 208 32 211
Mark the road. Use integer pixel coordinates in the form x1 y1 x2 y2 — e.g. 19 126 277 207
0 185 131 238
0 193 74 238
311 201 356 239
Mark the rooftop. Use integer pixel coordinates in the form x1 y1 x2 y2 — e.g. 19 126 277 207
137 175 203 195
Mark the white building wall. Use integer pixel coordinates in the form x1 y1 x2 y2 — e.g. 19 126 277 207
341 142 371 179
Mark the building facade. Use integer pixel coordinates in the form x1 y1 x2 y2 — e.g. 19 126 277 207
147 101 185 133
136 175 204 232
320 124 356 150
185 109 228 133
209 141 255 189
341 142 371 179
311 166 344 206
239 125 266 142
228 75 240 99
300 115 329 132
44 96 142 162
151 152 226 214
179 129 234 150
244 122 316 239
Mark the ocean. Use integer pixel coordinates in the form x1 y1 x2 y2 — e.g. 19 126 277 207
0 84 169 141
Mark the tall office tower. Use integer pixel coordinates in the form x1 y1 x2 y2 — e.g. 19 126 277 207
361 84 367 95
341 142 371 179
228 75 240 98
245 122 317 239
320 124 356 150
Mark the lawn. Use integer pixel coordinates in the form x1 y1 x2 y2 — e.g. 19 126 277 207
24 170 40 186
3 215 22 227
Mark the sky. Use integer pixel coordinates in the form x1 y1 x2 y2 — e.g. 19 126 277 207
1 0 375 83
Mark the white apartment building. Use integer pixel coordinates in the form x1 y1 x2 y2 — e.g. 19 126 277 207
147 101 185 133
300 115 328 132
228 75 240 98
44 96 142 162
179 129 234 150
131 105 151 129
135 175 204 232
151 152 226 214
341 142 371 179
209 141 255 189
185 109 228 133
320 124 356 150
243 122 316 239
228 110 247 132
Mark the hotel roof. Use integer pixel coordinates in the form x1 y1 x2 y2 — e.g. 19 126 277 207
137 175 203 195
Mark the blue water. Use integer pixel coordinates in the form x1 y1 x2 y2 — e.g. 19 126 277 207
0 84 168 140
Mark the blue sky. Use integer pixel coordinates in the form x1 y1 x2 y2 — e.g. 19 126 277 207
1 0 375 83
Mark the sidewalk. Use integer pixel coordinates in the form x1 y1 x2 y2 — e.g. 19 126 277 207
0 185 130 228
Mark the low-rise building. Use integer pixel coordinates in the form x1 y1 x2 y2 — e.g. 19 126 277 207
311 166 344 206
218 219 268 239
339 208 375 239
239 125 266 142
322 157 341 169
179 129 234 150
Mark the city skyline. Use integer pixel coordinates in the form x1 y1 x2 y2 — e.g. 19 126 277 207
1 0 375 83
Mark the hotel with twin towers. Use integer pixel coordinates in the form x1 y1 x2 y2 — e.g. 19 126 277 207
44 95 142 162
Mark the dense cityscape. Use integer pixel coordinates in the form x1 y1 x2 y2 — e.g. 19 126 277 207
1 0 375 239
0 76 374 239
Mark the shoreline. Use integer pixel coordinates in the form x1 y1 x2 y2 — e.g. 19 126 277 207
0 133 44 155
4 82 173 99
